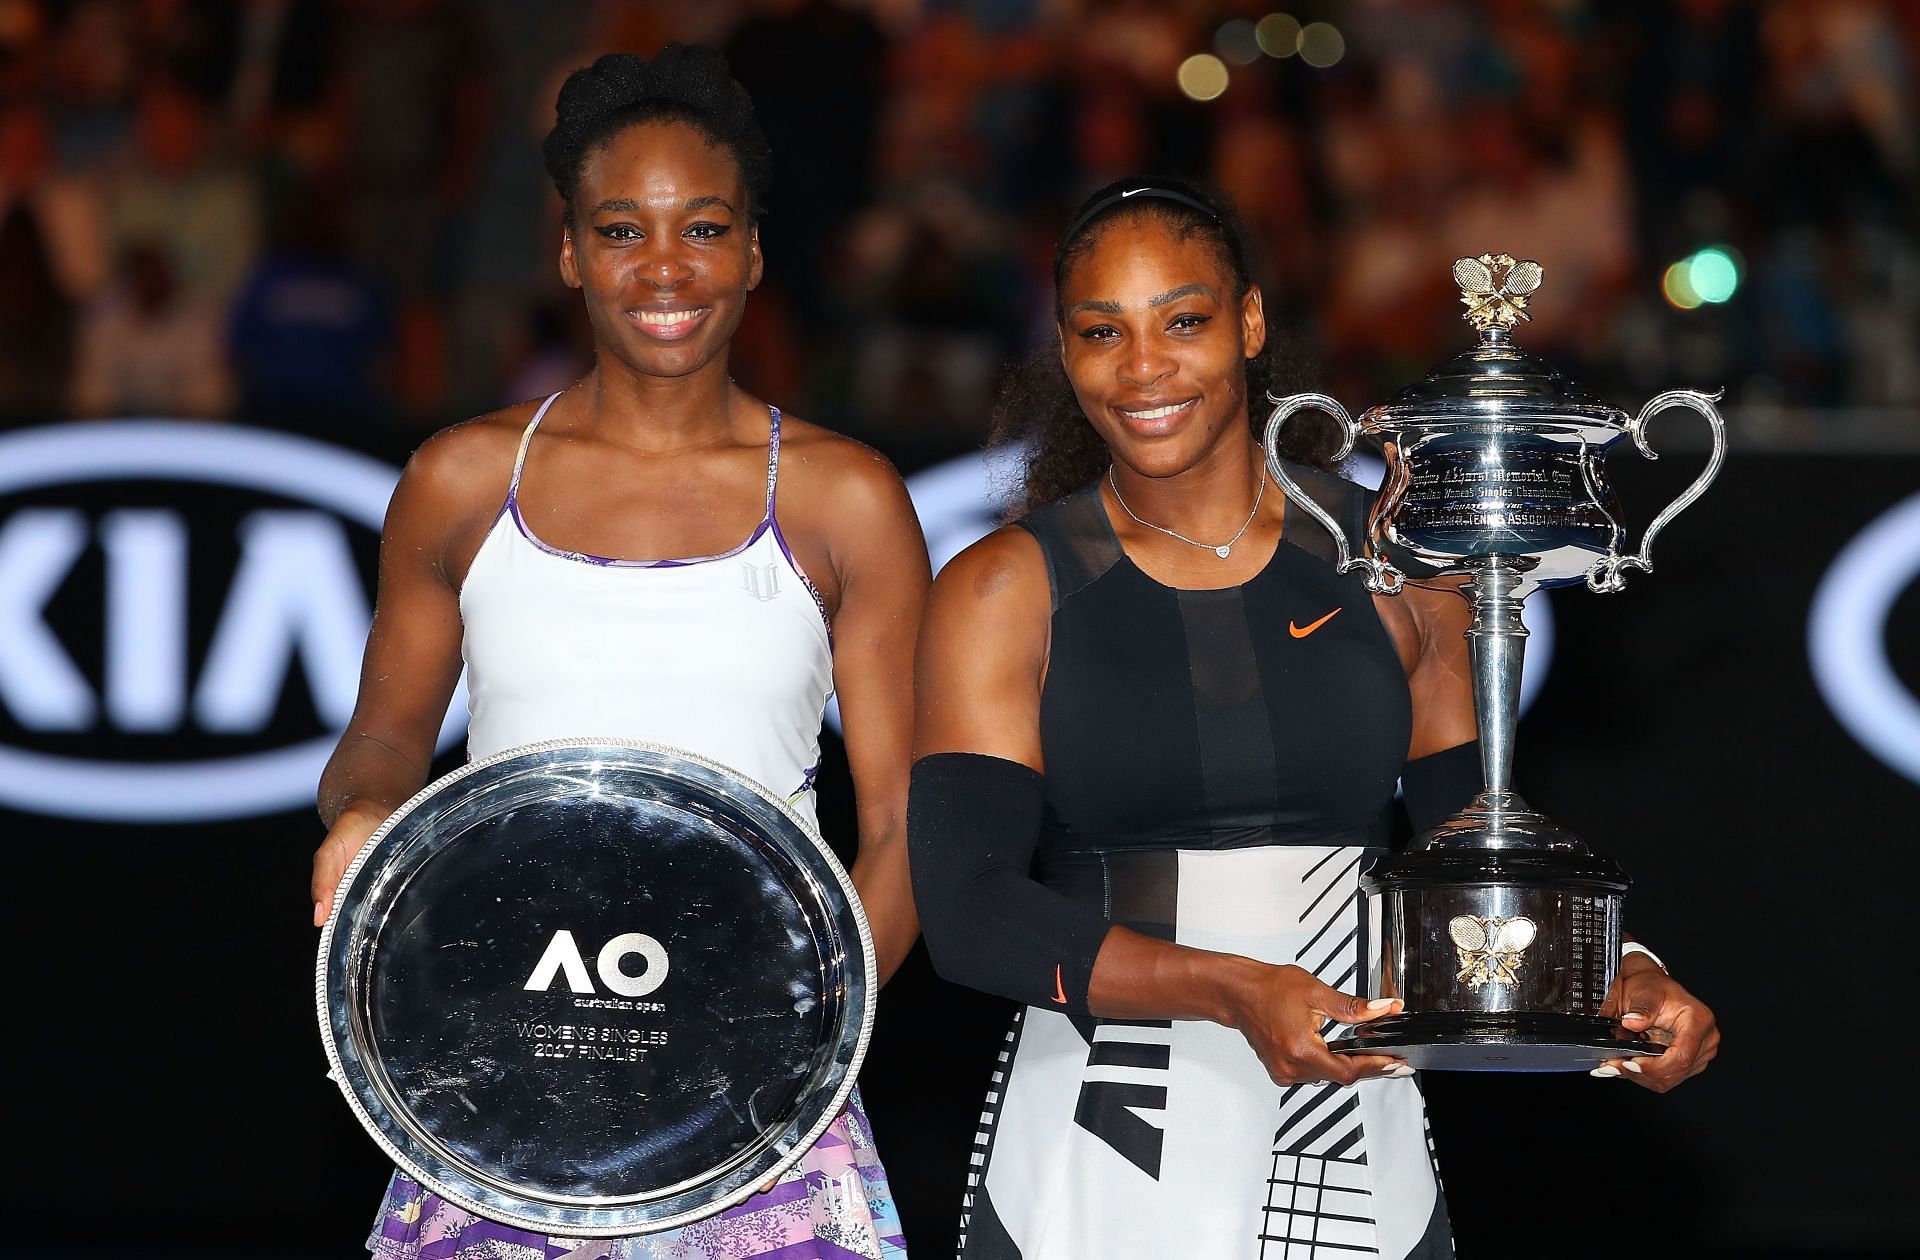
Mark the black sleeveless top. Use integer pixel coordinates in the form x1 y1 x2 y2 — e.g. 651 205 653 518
1017 463 1412 858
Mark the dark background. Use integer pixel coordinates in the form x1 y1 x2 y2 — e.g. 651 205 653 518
3 449 1915 1257
1 0 1917 1255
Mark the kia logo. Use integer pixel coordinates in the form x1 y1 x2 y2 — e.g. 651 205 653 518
0 421 466 822
1809 489 1920 785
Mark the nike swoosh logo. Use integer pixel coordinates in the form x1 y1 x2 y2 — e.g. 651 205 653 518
1052 964 1068 1004
1289 607 1342 638
1121 188 1144 197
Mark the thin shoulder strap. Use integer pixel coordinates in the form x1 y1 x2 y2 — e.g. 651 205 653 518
762 406 782 520
505 391 565 505
1014 479 1124 613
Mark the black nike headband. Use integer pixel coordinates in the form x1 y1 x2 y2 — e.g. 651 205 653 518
1062 186 1221 246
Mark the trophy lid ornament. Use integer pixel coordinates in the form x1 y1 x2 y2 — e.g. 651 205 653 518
1454 253 1543 334
1357 252 1620 424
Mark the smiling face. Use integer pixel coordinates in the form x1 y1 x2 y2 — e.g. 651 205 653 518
560 120 763 381
1057 215 1266 480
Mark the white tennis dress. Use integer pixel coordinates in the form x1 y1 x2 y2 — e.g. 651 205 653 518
459 392 834 824
366 394 909 1259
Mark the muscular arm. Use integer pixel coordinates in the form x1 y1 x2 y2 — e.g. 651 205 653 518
1386 578 1482 830
910 529 1113 1007
311 431 487 922
1400 579 1478 761
819 448 932 986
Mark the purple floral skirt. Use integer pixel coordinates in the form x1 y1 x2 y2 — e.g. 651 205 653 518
366 1090 906 1259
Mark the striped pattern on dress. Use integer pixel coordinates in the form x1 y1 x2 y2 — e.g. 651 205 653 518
1261 846 1378 1258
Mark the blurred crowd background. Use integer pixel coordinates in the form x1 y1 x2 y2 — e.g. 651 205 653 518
0 0 1914 463
2 7 1916 1254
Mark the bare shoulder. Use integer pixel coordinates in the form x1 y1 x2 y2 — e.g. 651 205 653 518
930 523 1049 622
386 401 545 578
917 522 1050 760
774 414 914 516
404 400 542 500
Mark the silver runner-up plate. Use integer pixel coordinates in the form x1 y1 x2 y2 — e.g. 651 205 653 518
317 739 875 1237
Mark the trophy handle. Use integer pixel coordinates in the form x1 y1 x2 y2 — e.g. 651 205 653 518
1263 391 1405 595
1586 389 1727 593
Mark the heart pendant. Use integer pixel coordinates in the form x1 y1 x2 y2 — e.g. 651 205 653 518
1215 544 1232 558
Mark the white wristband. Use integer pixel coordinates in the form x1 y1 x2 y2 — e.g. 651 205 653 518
1620 941 1667 973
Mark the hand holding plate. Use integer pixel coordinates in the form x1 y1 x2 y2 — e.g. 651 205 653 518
312 801 389 926
1593 957 1720 1091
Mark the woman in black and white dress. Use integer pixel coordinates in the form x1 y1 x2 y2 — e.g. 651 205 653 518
908 179 1720 1259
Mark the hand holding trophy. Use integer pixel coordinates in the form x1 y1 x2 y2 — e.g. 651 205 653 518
1263 254 1726 1070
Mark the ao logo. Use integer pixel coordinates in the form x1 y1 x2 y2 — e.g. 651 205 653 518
524 930 670 998
1809 489 1920 785
833 447 1554 732
0 421 467 822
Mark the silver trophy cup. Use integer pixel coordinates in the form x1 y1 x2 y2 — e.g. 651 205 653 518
1265 254 1726 1070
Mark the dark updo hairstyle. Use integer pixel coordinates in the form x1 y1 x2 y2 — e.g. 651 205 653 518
992 177 1338 514
541 45 773 225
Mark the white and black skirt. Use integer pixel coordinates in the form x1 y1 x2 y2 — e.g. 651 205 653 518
958 845 1454 1260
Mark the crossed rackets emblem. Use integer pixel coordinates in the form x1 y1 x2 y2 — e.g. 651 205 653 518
1448 913 1538 990
1452 253 1544 332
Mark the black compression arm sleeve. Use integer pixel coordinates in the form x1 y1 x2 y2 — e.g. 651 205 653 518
908 752 1113 1013
1402 739 1483 834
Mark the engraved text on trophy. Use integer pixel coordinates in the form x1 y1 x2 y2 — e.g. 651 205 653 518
1391 447 1617 555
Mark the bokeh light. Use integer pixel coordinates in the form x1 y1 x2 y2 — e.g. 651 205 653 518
1256 13 1302 58
1299 22 1346 68
1216 19 1262 66
1663 260 1703 310
1689 247 1741 303
1663 246 1742 310
1177 53 1231 102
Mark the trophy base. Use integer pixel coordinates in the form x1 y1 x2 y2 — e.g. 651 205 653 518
1327 1012 1665 1072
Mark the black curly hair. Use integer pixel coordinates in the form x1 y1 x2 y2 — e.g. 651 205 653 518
992 177 1337 514
541 45 773 225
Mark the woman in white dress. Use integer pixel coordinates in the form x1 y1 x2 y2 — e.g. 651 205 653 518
309 46 926 1260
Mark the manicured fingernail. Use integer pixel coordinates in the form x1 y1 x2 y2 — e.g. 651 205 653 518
1590 1064 1621 1078
1384 1064 1415 1077
1366 998 1397 1011
314 902 325 921
1622 1058 1645 1074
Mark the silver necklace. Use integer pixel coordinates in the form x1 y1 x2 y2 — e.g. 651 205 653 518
1107 464 1266 559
